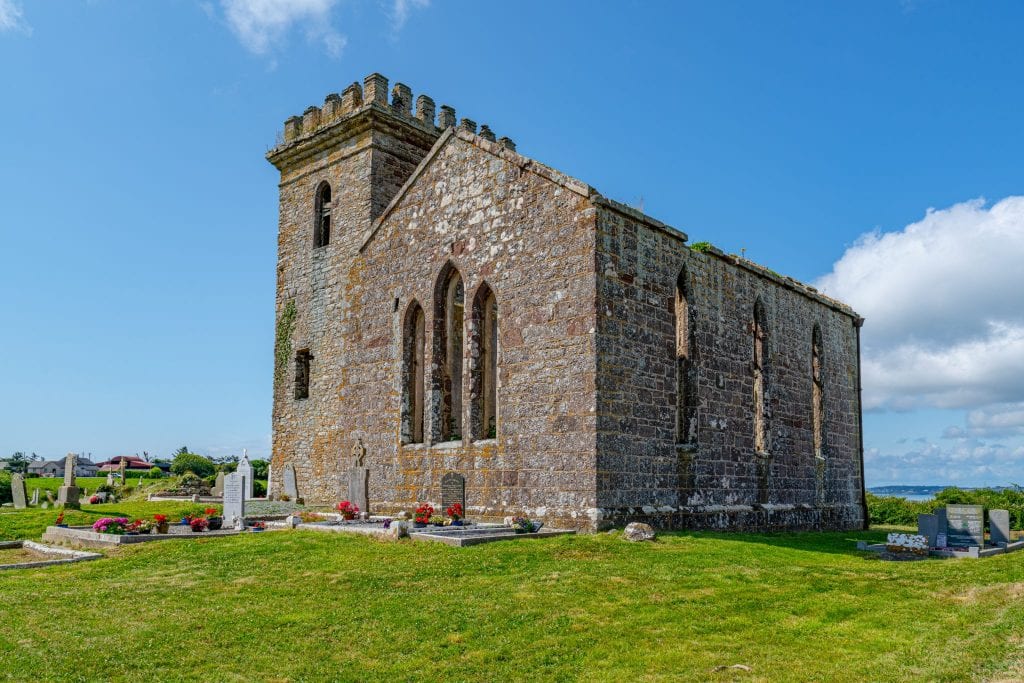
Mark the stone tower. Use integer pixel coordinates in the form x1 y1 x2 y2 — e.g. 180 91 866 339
266 74 454 500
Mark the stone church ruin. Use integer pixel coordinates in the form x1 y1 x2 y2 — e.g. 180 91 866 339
266 73 866 531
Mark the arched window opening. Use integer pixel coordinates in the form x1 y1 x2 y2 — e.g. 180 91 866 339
675 268 697 445
432 265 464 442
470 283 498 440
314 182 332 248
401 301 426 444
753 298 769 454
812 324 824 460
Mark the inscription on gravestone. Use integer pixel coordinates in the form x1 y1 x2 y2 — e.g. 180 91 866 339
989 509 1011 546
283 464 298 500
11 473 27 509
441 472 466 514
946 504 985 548
223 472 245 529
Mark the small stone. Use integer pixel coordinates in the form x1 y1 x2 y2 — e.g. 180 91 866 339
624 522 656 542
388 520 409 538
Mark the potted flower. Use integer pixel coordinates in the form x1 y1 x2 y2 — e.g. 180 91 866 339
189 517 209 533
55 511 68 528
89 495 101 504
446 503 464 526
205 507 223 531
127 519 153 535
413 503 433 528
336 500 360 520
429 514 446 527
92 517 130 535
250 521 266 532
153 514 170 534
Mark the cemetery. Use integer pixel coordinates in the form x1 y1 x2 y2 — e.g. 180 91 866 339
857 504 1024 560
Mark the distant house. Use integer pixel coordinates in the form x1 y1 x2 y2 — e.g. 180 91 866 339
76 458 99 477
27 460 62 477
97 455 156 473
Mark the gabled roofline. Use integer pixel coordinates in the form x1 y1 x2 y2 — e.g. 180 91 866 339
359 128 688 252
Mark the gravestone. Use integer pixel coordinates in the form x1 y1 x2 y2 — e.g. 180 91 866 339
266 462 274 500
441 472 466 515
283 463 298 500
30 488 39 506
917 513 938 548
237 451 254 500
946 504 985 548
223 472 246 529
45 490 55 504
212 472 225 497
11 474 27 509
934 507 948 548
347 439 369 514
990 509 1012 546
106 473 114 486
57 452 81 509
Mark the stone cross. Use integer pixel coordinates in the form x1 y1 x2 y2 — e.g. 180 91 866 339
346 439 369 515
990 509 1012 546
237 451 254 500
351 438 366 468
222 472 246 529
11 473 27 509
63 453 77 487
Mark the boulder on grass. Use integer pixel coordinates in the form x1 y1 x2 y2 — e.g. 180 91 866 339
624 522 656 542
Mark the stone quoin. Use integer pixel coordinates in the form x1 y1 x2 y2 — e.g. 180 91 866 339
265 72 867 531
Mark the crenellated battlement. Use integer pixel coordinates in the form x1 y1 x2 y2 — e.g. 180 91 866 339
274 72 515 152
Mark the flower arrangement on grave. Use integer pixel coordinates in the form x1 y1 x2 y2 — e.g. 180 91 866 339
92 517 130 535
300 511 323 523
205 507 223 531
153 514 170 534
429 515 445 526
127 519 153 535
89 495 101 505
55 511 66 527
250 521 266 532
445 503 464 525
413 503 433 527
510 516 536 534
885 532 929 556
189 517 209 533
336 500 360 520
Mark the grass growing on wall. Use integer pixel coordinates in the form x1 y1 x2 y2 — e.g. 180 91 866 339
0 508 1023 681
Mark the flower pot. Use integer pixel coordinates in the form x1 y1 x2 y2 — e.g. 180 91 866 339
207 517 223 531
450 520 463 527
156 522 169 534
249 527 264 532
413 522 427 528
342 513 355 521
55 524 68 528
180 518 189 525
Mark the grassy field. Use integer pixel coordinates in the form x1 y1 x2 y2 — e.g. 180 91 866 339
18 476 166 495
1 506 1022 682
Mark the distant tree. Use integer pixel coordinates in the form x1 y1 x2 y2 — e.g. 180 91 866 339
251 459 269 480
170 453 215 478
7 452 29 474
174 446 190 458
148 466 164 479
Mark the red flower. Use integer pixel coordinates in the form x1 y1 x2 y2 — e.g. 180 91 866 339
204 508 219 516
153 514 168 523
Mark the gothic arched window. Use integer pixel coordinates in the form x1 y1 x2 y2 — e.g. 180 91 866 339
432 264 464 441
470 283 498 440
402 301 426 444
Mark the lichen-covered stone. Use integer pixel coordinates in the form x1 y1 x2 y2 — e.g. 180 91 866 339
264 73 867 533
624 522 656 542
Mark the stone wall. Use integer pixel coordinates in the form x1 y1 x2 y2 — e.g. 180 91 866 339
594 210 864 530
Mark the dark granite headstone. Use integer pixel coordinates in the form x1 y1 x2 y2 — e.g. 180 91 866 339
11 474 27 509
283 464 298 500
441 472 466 514
990 509 1011 546
917 514 938 547
946 504 985 548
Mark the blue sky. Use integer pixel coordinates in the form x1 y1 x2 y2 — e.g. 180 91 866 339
1 1 1022 486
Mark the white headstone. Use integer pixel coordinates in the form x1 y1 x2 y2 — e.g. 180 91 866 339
30 488 40 506
223 472 246 529
266 462 274 500
237 451 254 500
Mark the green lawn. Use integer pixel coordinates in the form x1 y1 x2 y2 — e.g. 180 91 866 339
19 476 166 495
1 506 1022 682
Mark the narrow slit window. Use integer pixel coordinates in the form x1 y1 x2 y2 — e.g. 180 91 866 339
470 283 498 441
675 267 696 445
314 182 332 248
812 324 824 459
432 265 464 442
753 298 768 453
402 302 426 443
294 349 311 400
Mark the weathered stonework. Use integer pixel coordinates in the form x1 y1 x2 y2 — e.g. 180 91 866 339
266 73 866 532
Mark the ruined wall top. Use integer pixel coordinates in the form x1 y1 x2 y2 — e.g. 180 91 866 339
269 72 515 155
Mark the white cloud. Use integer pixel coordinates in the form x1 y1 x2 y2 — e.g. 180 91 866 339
0 0 31 34
390 0 429 32
866 439 1024 487
221 0 345 57
816 196 1024 411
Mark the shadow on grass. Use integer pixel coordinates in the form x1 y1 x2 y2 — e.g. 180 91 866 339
651 525 901 558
